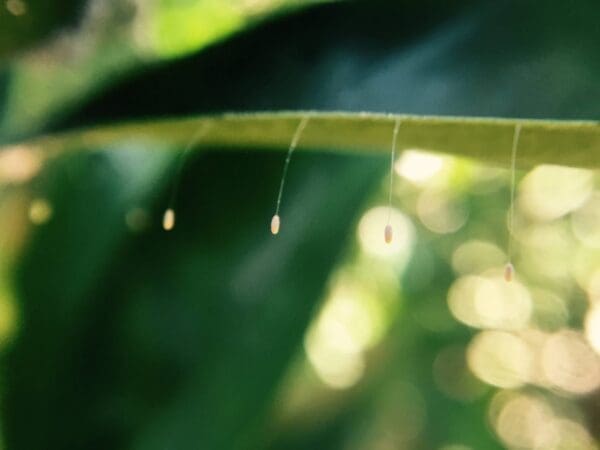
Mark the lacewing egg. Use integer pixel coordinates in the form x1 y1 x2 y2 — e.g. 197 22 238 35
271 214 280 235
504 262 514 282
384 224 393 244
163 208 175 231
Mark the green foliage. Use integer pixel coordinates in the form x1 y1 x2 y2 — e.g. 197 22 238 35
0 1 599 450
6 146 384 449
0 0 84 57
12 112 600 169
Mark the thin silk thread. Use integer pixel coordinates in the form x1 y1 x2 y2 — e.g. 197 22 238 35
271 116 309 235
163 122 210 230
387 118 401 224
507 123 521 261
384 118 401 244
275 116 309 216
504 123 521 282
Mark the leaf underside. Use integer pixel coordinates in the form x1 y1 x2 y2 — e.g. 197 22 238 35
7 111 600 169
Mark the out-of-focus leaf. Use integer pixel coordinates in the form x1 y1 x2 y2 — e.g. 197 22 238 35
0 0 293 142
3 141 384 449
0 0 85 58
56 0 600 130
5 112 600 169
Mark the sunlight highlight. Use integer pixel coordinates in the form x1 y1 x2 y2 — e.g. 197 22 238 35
357 207 414 262
490 390 597 450
467 330 532 388
394 150 444 184
304 279 387 390
5 0 27 16
0 145 41 184
28 198 52 225
448 274 532 330
541 329 600 395
571 193 600 248
585 303 600 355
493 393 556 449
520 165 593 221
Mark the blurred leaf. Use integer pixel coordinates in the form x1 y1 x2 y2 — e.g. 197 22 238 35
0 0 292 141
3 143 385 449
0 0 85 58
150 0 245 58
4 0 600 145
54 0 600 130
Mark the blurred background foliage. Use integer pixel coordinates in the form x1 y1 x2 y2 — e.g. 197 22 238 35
0 1 600 450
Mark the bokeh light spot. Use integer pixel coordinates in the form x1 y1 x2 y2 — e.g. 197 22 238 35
541 329 600 395
5 0 27 16
417 189 468 234
493 393 557 449
448 274 531 330
304 279 387 390
357 207 414 263
520 165 593 221
467 330 532 388
28 198 53 225
394 150 444 184
0 145 41 184
585 303 600 355
571 193 600 248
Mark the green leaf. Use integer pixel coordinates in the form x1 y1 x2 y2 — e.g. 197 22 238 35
3 142 385 449
6 112 600 169
52 0 600 133
0 0 85 58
